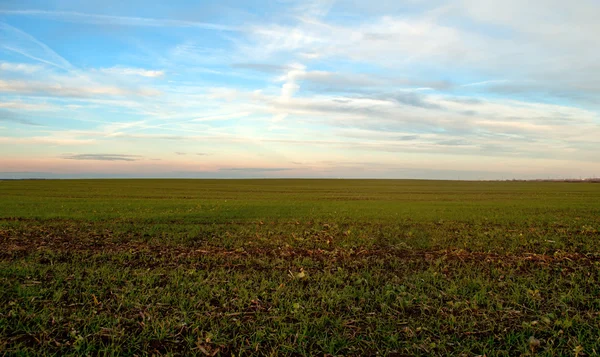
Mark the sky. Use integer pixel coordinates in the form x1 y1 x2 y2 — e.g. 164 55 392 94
1 0 599 179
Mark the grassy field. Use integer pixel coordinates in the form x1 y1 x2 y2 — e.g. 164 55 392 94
1 179 599 356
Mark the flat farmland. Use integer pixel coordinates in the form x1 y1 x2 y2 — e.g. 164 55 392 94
1 179 599 356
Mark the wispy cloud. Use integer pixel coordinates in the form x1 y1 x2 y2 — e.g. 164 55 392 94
61 154 142 161
284 69 453 92
0 101 54 111
0 10 239 32
0 22 74 71
0 62 43 73
191 112 251 122
220 167 293 172
0 109 39 125
231 63 292 73
278 63 306 101
99 66 165 78
0 136 93 145
460 79 510 88
0 79 160 97
367 91 445 110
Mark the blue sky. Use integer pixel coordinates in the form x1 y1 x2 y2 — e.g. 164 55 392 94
1 0 599 179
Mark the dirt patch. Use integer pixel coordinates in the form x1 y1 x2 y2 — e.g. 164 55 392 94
2 226 599 267
2 221 600 268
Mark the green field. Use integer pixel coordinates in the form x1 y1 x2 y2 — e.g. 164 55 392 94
1 179 599 356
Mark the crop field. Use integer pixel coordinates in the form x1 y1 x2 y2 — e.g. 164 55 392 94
1 179 599 356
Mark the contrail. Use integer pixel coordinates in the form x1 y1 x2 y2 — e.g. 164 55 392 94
0 10 240 32
0 22 74 71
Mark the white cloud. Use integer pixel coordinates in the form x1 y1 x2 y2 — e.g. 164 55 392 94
0 79 160 97
0 62 43 73
191 112 251 122
0 10 239 32
271 63 307 121
205 88 240 101
278 64 306 100
240 1 600 99
245 16 468 67
242 85 600 157
0 101 54 111
100 66 165 78
460 80 510 88
0 136 94 146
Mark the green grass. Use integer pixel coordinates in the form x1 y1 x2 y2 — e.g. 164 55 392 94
1 179 599 356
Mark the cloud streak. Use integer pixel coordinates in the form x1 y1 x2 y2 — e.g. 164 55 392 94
0 22 74 71
0 109 39 126
0 62 43 73
0 79 160 98
0 10 239 32
100 66 165 78
220 167 294 172
61 154 142 161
